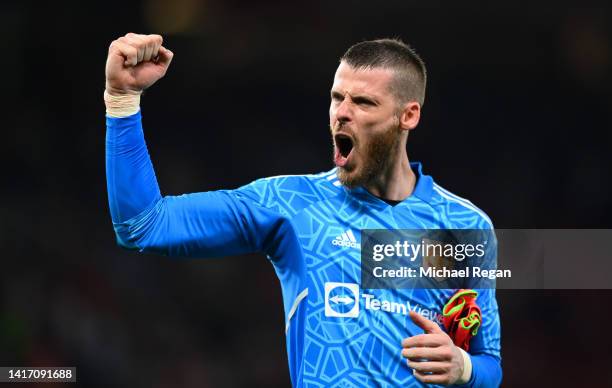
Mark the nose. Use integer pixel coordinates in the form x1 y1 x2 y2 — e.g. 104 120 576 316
333 97 353 125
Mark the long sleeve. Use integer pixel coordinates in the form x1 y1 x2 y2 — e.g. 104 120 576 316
105 112 288 258
457 229 502 387
460 352 502 387
452 287 502 387
106 111 161 223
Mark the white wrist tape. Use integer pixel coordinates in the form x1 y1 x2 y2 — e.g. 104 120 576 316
104 90 141 118
457 348 473 384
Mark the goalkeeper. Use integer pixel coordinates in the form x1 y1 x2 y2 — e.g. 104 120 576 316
105 33 502 387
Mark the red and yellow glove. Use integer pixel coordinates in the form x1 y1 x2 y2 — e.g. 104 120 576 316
442 289 482 352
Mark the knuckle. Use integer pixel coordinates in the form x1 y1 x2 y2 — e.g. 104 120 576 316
131 39 143 48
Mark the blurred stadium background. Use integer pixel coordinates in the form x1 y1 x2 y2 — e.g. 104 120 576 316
1 0 611 386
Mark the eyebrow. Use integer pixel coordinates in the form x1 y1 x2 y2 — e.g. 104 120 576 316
330 90 380 105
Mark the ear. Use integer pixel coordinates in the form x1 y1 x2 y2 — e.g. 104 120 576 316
399 101 421 131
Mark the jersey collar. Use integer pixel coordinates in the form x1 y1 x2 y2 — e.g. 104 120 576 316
410 162 434 203
347 161 434 206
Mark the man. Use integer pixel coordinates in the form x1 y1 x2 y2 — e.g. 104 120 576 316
105 33 501 387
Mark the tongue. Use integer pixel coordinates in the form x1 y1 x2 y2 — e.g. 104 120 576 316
334 146 348 167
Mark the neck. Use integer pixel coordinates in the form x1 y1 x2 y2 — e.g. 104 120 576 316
363 151 416 201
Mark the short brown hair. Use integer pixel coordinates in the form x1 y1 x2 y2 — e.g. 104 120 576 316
340 38 427 106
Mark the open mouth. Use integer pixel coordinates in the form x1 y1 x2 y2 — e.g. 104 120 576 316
334 133 355 167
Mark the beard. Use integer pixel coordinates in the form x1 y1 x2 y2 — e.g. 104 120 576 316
332 119 402 189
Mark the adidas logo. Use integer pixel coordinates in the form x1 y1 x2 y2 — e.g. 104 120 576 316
331 229 359 248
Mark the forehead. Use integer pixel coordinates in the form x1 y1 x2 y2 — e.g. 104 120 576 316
331 62 395 98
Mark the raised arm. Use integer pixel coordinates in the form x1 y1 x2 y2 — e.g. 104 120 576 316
105 33 172 223
104 34 286 258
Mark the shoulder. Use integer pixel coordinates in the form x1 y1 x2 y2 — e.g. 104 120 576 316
409 163 493 229
247 168 342 193
429 182 494 229
233 168 343 214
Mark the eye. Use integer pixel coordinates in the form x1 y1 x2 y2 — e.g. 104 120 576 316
331 92 344 102
353 97 375 106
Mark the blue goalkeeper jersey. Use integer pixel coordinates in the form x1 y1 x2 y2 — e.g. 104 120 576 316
106 112 502 388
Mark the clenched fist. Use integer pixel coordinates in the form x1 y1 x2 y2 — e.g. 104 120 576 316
105 33 173 96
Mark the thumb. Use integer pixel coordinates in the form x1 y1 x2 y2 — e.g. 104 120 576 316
157 46 174 68
409 310 442 334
